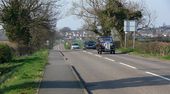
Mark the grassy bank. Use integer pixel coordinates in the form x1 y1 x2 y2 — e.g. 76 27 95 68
118 48 170 60
0 50 48 94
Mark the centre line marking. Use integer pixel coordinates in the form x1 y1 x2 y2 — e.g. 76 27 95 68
104 57 115 62
95 54 102 58
145 72 170 81
120 63 137 69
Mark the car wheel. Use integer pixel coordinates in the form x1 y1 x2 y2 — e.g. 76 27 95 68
112 50 115 54
98 50 102 54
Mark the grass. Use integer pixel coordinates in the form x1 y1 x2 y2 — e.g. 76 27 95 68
0 41 17 48
117 48 135 54
0 50 48 94
161 55 170 60
118 48 170 61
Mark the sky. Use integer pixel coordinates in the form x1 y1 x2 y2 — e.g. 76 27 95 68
57 0 170 30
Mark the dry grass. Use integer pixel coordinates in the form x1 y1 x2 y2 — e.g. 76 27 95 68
0 41 17 48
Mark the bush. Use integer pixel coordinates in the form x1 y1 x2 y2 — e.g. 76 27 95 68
64 42 71 49
135 41 170 56
0 44 13 63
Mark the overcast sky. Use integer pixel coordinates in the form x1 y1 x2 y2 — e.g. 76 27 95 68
57 0 170 30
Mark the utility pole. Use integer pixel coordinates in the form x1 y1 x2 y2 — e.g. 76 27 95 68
133 30 136 49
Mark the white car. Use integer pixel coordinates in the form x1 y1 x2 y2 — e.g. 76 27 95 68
71 43 80 49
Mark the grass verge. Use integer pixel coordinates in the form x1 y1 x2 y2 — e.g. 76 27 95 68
0 50 48 94
117 48 135 54
160 55 170 60
118 48 170 61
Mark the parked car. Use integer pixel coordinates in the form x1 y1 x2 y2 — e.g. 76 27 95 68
71 43 80 49
96 36 115 54
84 40 96 49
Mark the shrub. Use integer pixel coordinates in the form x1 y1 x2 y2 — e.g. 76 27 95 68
135 41 170 56
64 42 71 49
0 44 13 63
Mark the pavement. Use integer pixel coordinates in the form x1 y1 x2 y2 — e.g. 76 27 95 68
63 49 170 94
38 47 84 94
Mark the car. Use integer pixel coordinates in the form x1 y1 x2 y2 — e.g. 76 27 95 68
83 40 96 49
71 43 80 49
96 36 115 54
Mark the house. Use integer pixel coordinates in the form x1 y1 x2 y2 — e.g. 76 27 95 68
137 25 170 38
64 30 96 40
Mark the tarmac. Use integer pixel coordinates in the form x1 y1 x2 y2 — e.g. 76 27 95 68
38 50 84 94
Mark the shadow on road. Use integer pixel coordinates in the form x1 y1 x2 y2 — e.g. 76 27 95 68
87 75 170 90
2 75 170 93
40 81 82 89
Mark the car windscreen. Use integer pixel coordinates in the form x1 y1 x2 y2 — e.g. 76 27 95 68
84 41 96 44
72 43 79 45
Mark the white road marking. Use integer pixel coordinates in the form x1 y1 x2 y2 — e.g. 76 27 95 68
145 72 170 81
95 54 102 58
83 51 87 53
87 52 93 55
104 57 115 62
120 62 137 69
80 51 170 82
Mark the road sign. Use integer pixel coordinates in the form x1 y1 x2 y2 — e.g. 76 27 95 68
124 20 137 32
124 20 137 49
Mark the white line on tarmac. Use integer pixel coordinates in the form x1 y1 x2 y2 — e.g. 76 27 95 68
104 57 115 62
95 54 102 58
145 72 170 81
119 62 137 69
87 52 93 55
83 51 87 53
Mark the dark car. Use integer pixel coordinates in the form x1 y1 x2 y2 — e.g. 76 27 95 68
84 40 96 49
96 36 115 54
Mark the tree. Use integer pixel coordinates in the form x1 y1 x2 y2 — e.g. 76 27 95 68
72 0 146 46
102 0 142 46
0 0 60 54
60 27 71 33
1 0 32 45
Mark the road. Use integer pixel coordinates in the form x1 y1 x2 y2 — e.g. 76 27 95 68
63 49 170 94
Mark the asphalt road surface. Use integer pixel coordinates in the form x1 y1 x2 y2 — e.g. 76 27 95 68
63 49 170 94
39 50 84 94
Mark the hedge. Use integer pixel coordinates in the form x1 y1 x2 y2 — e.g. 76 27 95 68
0 44 13 64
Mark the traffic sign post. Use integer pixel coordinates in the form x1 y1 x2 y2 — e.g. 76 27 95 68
124 20 137 49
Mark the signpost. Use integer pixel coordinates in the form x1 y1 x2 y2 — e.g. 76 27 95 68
124 20 137 49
